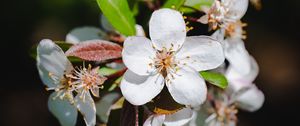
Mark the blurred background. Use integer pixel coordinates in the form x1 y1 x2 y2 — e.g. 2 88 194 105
1 0 300 126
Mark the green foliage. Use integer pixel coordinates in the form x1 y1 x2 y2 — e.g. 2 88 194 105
180 0 214 13
97 0 136 36
98 67 118 76
163 0 186 10
200 71 228 89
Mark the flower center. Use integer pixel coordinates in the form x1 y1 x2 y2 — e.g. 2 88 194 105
152 47 177 78
47 64 106 101
215 101 238 125
225 21 247 39
69 64 107 98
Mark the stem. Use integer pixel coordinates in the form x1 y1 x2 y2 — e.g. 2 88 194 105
186 16 199 22
144 0 156 11
135 106 139 126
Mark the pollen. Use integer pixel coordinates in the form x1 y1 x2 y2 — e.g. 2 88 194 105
152 47 178 78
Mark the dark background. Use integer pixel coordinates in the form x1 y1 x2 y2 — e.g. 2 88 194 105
1 0 300 126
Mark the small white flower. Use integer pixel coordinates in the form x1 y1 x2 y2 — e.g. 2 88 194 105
199 0 249 30
37 39 75 102
120 8 225 106
37 39 107 126
211 31 251 75
66 26 106 44
226 56 265 112
144 108 194 126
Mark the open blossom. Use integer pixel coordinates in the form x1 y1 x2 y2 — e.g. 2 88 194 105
212 29 251 75
225 56 264 112
37 39 107 126
199 0 249 30
188 47 264 126
144 108 194 126
120 8 224 107
204 58 264 126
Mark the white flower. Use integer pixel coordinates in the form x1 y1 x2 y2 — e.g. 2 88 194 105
37 39 107 126
211 31 251 75
226 56 265 112
144 108 194 126
66 26 106 44
120 8 225 106
37 39 75 101
66 24 145 44
188 54 264 126
199 0 249 30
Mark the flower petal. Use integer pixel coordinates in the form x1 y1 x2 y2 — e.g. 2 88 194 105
225 0 249 20
101 14 114 32
65 27 106 44
149 8 186 51
211 29 225 42
135 24 146 36
75 92 96 126
120 70 164 105
164 108 193 126
96 93 121 123
176 36 225 71
235 85 265 112
143 115 165 126
48 92 77 126
226 56 259 92
122 36 156 75
37 39 73 88
166 67 207 107
224 38 251 75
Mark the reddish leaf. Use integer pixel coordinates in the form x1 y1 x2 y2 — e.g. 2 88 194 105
65 40 122 61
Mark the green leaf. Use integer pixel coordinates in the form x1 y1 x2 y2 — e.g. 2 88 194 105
180 0 214 13
128 0 139 16
200 71 228 89
163 0 186 10
108 76 123 91
97 0 136 36
98 67 118 76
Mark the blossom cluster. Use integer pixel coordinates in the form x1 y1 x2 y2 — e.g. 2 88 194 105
34 0 264 126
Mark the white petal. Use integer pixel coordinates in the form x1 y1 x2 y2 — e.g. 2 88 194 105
226 56 259 92
211 29 225 43
176 36 225 71
225 0 249 20
166 67 207 107
122 36 156 75
198 15 209 24
66 26 106 44
143 115 165 126
135 24 146 36
164 108 193 126
96 93 120 123
235 85 265 112
101 14 115 32
48 92 77 126
120 70 164 105
149 8 186 51
37 39 73 88
75 93 96 126
224 38 251 75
